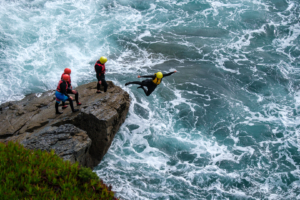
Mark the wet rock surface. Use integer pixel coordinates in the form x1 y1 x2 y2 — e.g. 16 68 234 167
0 81 130 168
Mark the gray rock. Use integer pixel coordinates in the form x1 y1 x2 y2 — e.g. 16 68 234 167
20 124 91 166
1 81 130 168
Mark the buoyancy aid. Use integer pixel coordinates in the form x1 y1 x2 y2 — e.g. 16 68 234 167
95 61 106 76
152 77 162 85
61 73 71 85
56 80 68 93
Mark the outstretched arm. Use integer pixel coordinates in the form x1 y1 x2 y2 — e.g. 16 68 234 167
138 75 156 78
138 71 177 78
163 70 177 77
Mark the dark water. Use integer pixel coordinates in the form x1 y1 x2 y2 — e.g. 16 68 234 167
1 0 300 199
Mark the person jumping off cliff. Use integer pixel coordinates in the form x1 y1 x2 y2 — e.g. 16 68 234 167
125 71 177 96
61 68 81 109
55 74 79 114
94 56 108 93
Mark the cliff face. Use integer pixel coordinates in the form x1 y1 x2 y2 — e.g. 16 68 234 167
0 81 130 168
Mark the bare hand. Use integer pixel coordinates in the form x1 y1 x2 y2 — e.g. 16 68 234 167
174 70 177 73
98 81 102 84
138 75 141 78
70 96 73 100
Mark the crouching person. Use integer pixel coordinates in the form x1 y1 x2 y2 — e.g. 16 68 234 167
55 74 79 114
61 68 81 109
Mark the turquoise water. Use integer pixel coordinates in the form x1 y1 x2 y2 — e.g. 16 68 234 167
1 0 300 199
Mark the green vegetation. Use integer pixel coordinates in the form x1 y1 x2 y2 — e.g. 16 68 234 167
0 141 118 200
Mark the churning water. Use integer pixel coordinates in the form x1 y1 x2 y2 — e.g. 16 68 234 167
1 0 300 199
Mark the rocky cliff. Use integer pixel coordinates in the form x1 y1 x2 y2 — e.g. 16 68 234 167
0 81 130 168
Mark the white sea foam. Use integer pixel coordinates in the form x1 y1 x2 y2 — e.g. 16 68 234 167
1 0 300 199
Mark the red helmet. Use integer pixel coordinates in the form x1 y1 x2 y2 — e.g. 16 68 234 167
62 74 70 81
64 68 71 74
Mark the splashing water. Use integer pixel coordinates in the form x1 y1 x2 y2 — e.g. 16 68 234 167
1 0 300 199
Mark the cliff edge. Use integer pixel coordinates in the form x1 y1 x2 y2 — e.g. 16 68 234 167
0 81 130 168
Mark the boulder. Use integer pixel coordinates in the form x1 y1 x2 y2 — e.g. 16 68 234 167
0 81 130 168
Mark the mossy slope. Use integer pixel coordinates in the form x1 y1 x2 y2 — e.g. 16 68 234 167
0 142 118 200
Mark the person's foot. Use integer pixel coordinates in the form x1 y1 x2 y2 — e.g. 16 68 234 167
77 102 82 106
72 109 79 113
62 105 68 109
125 83 129 86
56 111 63 114
96 90 102 93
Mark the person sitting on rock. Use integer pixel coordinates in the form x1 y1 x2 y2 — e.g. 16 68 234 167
94 56 108 93
125 70 177 96
61 68 81 109
55 74 79 114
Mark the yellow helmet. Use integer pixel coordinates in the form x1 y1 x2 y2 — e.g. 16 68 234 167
155 72 163 79
99 56 107 64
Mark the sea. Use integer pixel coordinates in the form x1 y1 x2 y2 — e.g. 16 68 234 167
1 0 300 199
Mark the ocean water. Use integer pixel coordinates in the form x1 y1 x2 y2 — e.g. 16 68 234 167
1 0 300 199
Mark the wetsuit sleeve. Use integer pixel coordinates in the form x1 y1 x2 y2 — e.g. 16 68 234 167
140 75 156 78
60 82 70 97
162 72 175 77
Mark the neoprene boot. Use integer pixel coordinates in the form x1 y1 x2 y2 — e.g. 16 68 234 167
55 102 63 114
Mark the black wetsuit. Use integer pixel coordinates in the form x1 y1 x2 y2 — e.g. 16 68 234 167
125 72 175 96
95 61 108 92
61 73 80 104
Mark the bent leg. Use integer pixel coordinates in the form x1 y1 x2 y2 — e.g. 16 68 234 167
75 92 80 104
55 91 66 112
140 86 154 96
55 102 62 114
141 80 156 96
139 86 149 96
67 98 78 112
71 90 80 104
146 89 154 96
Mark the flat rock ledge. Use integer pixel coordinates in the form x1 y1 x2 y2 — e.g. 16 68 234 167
0 81 130 168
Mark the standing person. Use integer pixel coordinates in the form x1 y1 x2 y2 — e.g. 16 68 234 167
61 68 81 109
125 71 177 96
94 56 108 93
55 74 79 114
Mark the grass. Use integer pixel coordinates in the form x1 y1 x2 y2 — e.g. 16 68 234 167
0 141 118 200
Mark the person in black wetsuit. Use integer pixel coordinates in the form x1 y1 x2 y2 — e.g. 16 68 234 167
94 56 108 93
61 68 81 109
55 74 79 114
125 71 177 96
